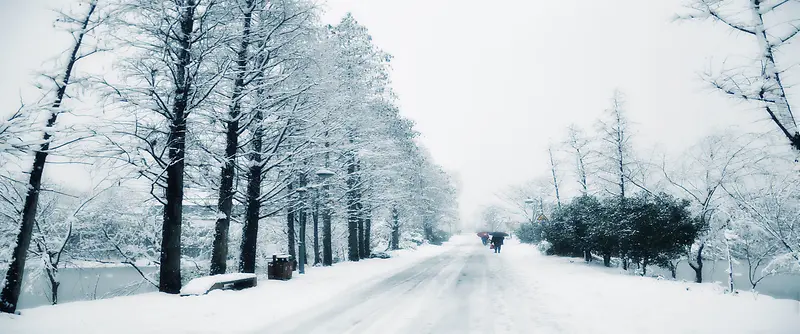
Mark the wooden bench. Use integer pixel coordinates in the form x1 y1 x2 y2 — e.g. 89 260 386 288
180 273 258 296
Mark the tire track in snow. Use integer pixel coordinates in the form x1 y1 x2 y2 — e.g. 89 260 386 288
358 249 470 334
427 244 492 334
258 240 566 334
260 247 460 334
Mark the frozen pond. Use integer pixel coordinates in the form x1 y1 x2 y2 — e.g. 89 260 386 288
16 265 158 310
647 260 800 301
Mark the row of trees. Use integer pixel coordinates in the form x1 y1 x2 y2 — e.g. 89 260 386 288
521 193 701 277
510 96 798 291
512 89 798 288
0 0 458 313
510 0 800 292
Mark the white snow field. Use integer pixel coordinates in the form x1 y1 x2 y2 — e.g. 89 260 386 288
2 235 799 334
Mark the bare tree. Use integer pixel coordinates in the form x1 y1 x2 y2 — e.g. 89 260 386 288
209 0 257 276
233 1 322 272
564 124 591 195
547 144 563 209
661 132 755 282
479 205 508 232
678 0 800 150
729 218 779 289
497 177 557 222
596 90 635 199
102 0 228 293
1 0 101 314
724 162 800 271
29 182 111 305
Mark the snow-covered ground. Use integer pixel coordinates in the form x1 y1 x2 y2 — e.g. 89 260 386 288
503 241 800 334
264 238 800 334
0 240 454 334
2 236 799 333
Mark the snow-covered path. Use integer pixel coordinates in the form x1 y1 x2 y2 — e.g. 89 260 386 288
260 238 800 334
262 239 561 334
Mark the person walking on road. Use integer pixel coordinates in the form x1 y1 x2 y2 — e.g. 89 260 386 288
477 232 490 246
490 233 506 253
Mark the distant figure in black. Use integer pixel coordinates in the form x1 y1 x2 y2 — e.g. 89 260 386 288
491 234 504 253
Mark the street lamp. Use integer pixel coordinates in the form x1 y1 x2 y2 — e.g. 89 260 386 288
295 169 336 274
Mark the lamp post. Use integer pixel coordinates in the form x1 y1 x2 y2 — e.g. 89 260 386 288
296 168 335 274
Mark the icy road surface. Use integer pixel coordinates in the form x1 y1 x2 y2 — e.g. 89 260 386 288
259 237 800 334
264 241 562 334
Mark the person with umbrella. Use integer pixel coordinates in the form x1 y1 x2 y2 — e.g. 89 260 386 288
476 232 490 245
490 232 508 253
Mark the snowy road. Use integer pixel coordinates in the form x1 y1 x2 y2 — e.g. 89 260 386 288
260 237 800 334
263 240 562 334
4 236 798 334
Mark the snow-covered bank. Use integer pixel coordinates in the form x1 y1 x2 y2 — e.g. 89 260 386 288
0 238 459 334
503 240 800 334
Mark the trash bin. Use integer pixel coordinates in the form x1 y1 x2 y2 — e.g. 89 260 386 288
268 254 293 280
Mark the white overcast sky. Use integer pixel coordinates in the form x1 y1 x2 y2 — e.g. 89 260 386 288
2 0 797 225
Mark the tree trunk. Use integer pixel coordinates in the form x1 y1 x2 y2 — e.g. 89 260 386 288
0 2 97 314
239 108 263 274
159 0 200 295
688 243 704 283
750 0 800 151
548 147 562 209
357 203 364 259
44 261 59 305
584 250 591 262
211 154 234 275
423 221 433 242
298 172 307 273
346 151 359 261
391 206 400 250
615 100 626 199
298 202 307 272
363 210 371 258
286 180 296 261
622 257 628 271
578 152 588 194
313 200 320 265
51 280 59 305
40 249 60 306
160 103 187 294
210 0 253 276
641 259 648 276
603 253 611 267
321 139 333 266
322 184 333 266
728 256 735 293
725 236 735 293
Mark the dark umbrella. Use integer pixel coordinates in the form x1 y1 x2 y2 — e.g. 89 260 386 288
490 232 509 237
